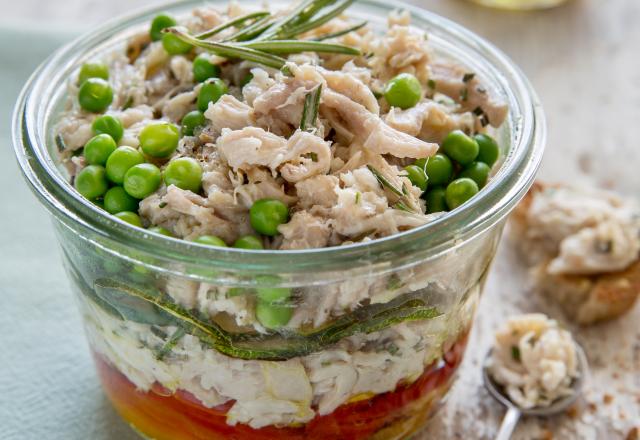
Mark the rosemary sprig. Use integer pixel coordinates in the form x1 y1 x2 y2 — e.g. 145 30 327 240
165 0 363 70
281 0 356 39
367 165 420 213
367 165 404 197
300 84 323 131
312 20 367 41
239 40 359 55
196 11 270 39
224 15 274 42
166 27 287 69
92 278 440 361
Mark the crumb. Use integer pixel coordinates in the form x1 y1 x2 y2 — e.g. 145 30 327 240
626 427 639 440
540 429 553 440
578 153 592 173
612 372 620 379
566 406 579 419
603 394 614 404
587 402 598 413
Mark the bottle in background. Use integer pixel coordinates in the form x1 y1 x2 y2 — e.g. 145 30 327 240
469 0 568 10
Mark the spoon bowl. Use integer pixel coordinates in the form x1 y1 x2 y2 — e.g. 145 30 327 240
482 343 588 439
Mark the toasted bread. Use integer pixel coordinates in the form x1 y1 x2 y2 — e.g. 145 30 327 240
511 182 640 325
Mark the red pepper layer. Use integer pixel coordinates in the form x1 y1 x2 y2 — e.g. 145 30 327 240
94 332 468 440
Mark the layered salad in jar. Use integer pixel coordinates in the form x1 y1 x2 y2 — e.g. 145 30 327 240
52 0 509 438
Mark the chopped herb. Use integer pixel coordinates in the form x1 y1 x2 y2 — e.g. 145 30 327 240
462 72 475 83
460 87 468 102
158 202 167 208
386 343 400 356
427 79 436 90
367 165 404 197
300 84 323 132
55 134 67 153
355 191 361 204
122 96 134 110
511 345 521 361
386 274 403 290
154 327 186 360
595 239 613 254
393 201 413 212
280 64 293 77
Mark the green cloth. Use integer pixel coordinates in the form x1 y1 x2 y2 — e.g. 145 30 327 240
0 26 137 440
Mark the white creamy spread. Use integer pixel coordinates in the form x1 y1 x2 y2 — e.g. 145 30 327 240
488 313 578 409
527 186 640 275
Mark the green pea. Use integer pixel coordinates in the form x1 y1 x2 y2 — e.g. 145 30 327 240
250 198 289 236
404 165 428 192
148 226 173 237
139 122 180 158
425 187 447 213
460 161 491 188
240 72 253 88
78 62 109 85
256 286 291 304
192 54 221 83
233 235 264 250
84 134 117 166
255 301 293 330
181 110 206 136
75 165 109 200
445 178 479 210
78 78 113 113
197 78 228 112
124 163 161 199
192 235 227 247
162 33 192 55
384 73 422 109
442 130 479 165
92 115 124 142
163 157 202 193
150 13 177 41
114 211 143 227
474 133 500 167
105 146 145 184
103 186 139 214
424 153 453 185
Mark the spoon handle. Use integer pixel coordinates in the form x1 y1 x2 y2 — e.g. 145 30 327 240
495 406 521 440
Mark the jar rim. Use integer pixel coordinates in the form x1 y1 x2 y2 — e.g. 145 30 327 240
12 0 545 275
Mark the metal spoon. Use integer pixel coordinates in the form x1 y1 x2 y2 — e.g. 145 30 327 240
482 344 588 440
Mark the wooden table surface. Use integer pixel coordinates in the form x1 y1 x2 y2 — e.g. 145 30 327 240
1 0 638 439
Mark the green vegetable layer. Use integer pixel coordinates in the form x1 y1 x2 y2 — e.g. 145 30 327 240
85 277 440 361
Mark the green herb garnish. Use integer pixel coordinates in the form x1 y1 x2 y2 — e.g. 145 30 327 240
165 0 363 70
89 278 440 361
511 345 521 361
300 84 322 131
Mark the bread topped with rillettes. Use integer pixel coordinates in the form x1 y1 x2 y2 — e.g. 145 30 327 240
511 182 640 325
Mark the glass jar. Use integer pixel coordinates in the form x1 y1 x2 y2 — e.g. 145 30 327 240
12 0 545 438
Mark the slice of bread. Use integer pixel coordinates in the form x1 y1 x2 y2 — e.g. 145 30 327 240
511 182 640 325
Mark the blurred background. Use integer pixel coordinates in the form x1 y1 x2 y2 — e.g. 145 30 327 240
1 0 638 439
